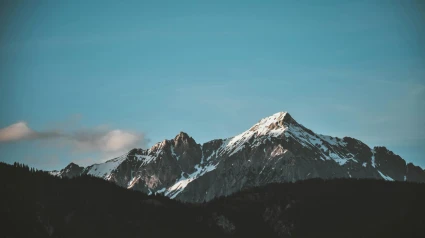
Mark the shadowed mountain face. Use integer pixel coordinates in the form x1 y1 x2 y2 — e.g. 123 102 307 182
3 163 425 238
52 112 425 202
51 163 84 178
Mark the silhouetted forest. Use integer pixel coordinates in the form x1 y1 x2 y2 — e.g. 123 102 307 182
1 162 425 238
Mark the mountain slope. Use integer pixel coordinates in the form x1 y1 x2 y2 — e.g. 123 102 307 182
54 112 425 202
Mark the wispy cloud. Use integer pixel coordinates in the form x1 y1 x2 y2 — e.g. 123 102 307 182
0 119 149 162
68 129 146 153
0 121 60 142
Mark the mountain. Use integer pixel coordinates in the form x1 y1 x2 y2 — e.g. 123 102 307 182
50 163 84 178
52 111 425 202
3 162 425 238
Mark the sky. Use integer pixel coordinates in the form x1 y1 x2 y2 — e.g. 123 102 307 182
0 0 424 170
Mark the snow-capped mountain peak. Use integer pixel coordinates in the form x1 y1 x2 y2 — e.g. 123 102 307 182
249 111 289 134
218 112 297 156
52 111 425 202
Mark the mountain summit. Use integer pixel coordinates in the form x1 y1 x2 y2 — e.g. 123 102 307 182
52 111 425 202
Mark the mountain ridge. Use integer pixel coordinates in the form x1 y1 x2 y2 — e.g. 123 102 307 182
51 111 425 202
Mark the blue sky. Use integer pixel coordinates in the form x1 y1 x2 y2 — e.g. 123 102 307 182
0 0 424 170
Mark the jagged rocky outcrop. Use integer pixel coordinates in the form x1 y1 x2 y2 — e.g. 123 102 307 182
50 162 84 178
406 163 425 182
51 112 425 202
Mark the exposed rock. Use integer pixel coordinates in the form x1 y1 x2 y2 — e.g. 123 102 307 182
406 163 425 182
55 163 84 178
374 146 407 181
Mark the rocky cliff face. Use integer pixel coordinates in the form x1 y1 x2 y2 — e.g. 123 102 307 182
51 112 425 202
406 163 425 182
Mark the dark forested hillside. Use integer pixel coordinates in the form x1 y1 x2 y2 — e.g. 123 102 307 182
1 162 425 238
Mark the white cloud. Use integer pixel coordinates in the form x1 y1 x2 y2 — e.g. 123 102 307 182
0 121 148 159
101 130 140 152
0 122 34 142
71 129 145 154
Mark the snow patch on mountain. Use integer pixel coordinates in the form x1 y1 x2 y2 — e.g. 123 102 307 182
170 145 180 161
317 135 347 147
86 154 127 179
156 187 167 194
216 112 289 157
378 170 394 181
127 175 140 189
135 154 155 166
371 153 376 168
285 124 317 148
49 170 61 176
165 162 219 199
